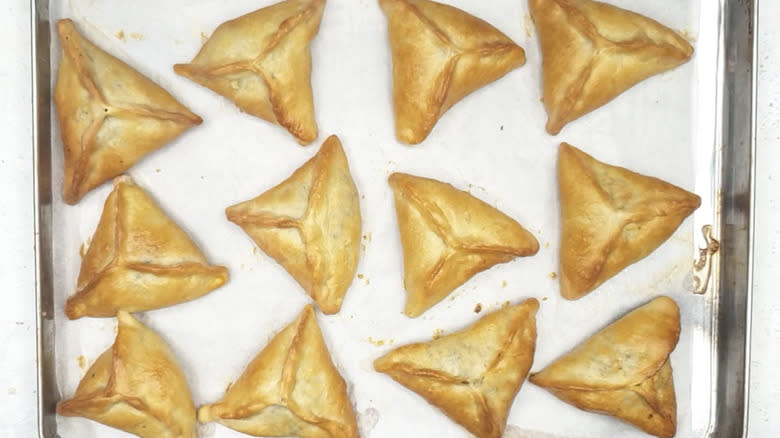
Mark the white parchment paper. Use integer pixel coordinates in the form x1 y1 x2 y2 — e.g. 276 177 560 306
50 0 709 437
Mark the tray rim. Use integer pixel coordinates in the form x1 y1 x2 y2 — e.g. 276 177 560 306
30 0 758 437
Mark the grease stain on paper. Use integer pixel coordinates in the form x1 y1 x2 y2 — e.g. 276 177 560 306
504 425 578 438
358 407 380 433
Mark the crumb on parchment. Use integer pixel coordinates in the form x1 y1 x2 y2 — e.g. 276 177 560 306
523 14 534 37
367 337 385 346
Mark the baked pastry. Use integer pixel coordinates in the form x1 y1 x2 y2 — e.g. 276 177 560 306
65 176 228 319
174 0 325 144
529 296 680 438
374 298 539 438
529 0 694 135
379 0 526 144
55 19 202 205
198 304 359 438
57 311 196 438
558 143 700 300
389 173 538 317
226 136 360 314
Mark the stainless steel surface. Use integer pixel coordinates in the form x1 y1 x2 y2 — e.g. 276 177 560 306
31 0 58 437
707 0 758 435
31 0 757 437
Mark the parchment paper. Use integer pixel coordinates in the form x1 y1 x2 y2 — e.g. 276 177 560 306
50 0 708 437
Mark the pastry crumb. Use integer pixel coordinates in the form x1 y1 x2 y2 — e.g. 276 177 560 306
115 30 126 41
200 32 209 44
542 296 548 301
77 355 86 370
78 239 91 258
388 338 395 345
680 29 696 43
501 280 507 288
550 272 557 279
155 168 161 173
544 241 550 249
362 233 372 242
364 277 370 286
432 329 444 340
129 32 145 41
523 14 534 37
474 303 482 313
502 300 510 308
357 273 364 279
367 337 385 346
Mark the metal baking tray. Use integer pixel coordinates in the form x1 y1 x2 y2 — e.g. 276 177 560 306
31 0 758 437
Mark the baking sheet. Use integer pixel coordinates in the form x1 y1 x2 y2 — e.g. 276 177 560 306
47 0 713 437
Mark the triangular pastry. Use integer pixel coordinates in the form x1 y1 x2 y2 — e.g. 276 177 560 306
558 143 701 300
65 176 229 319
226 135 361 314
389 173 538 317
57 311 196 438
374 298 539 438
55 19 202 204
558 143 700 300
379 0 526 144
174 0 325 144
529 296 680 438
529 0 694 135
198 305 359 438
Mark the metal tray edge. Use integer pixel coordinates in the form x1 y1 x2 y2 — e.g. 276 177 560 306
31 0 58 436
707 0 757 437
